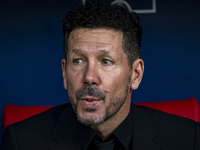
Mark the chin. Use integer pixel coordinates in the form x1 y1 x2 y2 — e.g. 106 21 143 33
76 107 107 126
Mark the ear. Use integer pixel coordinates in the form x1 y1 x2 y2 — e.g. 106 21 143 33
61 59 67 90
130 59 144 90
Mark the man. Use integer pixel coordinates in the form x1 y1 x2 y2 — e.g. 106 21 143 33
1 2 200 150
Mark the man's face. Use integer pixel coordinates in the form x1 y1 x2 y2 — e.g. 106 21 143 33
62 28 138 126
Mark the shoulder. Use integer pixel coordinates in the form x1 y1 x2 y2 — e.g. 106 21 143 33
133 104 197 129
1 103 74 150
13 103 71 128
4 103 73 141
131 104 200 149
133 104 198 143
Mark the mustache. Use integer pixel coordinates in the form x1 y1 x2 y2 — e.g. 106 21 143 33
76 86 106 100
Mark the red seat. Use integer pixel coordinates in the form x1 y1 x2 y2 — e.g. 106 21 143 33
136 97 200 122
3 105 53 129
3 97 200 129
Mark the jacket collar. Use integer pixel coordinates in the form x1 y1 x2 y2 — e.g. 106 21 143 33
49 104 161 150
50 104 81 150
131 104 161 150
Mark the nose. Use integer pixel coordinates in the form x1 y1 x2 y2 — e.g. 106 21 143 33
83 62 100 86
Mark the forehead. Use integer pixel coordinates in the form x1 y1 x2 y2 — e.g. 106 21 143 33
69 28 122 39
68 28 123 51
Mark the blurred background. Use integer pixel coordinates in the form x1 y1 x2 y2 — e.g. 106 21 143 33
0 0 200 141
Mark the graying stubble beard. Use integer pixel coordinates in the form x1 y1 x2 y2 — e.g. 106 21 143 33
68 87 129 126
68 84 130 126
67 72 132 126
68 96 103 126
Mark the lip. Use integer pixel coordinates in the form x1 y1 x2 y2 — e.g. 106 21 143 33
79 97 101 106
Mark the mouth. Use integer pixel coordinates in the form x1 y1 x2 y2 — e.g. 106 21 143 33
79 97 101 106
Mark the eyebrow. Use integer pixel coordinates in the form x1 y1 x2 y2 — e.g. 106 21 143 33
71 49 82 54
71 49 112 55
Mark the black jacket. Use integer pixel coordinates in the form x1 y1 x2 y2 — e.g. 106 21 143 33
1 103 200 150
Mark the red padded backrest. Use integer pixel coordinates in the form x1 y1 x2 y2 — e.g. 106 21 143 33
135 97 200 122
3 105 53 129
3 97 200 129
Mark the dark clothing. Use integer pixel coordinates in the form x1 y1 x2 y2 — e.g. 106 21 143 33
80 103 133 150
1 103 200 150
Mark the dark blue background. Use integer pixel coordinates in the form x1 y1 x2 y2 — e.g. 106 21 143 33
0 0 200 140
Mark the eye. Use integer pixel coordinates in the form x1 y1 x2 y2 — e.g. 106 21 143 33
102 59 112 65
73 58 83 65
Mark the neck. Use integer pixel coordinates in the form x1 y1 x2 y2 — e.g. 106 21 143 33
89 96 131 140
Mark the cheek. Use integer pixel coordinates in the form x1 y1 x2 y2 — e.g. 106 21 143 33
102 69 130 94
66 71 83 97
